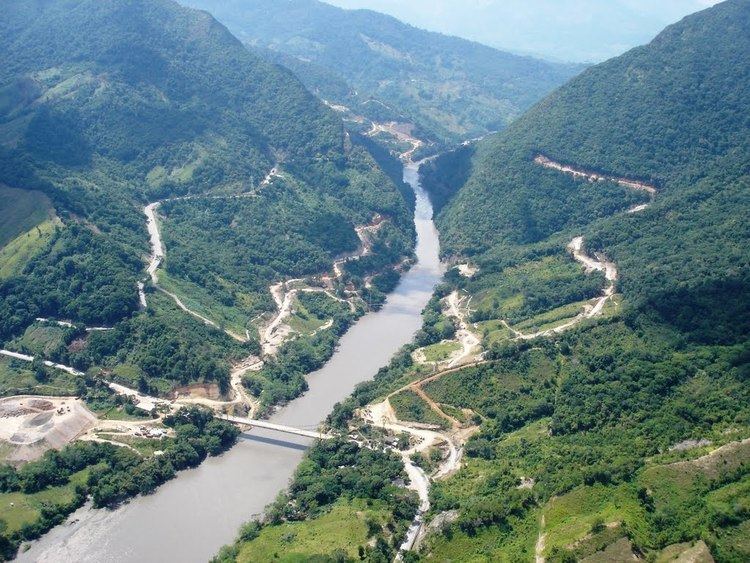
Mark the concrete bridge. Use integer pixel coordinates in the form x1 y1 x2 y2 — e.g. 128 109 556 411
216 414 333 440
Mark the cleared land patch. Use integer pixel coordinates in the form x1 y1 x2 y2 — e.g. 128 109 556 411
0 396 96 463
236 498 391 562
0 186 54 248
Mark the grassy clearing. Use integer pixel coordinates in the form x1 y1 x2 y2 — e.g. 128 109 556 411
287 295 331 335
430 457 496 504
0 468 89 533
476 319 514 346
542 484 645 556
0 219 59 279
513 300 587 332
424 506 539 562
705 473 750 560
390 389 449 429
109 358 192 397
0 357 78 397
495 418 551 450
109 364 144 386
97 405 150 422
146 149 205 188
537 440 750 560
236 498 390 562
377 363 434 401
474 291 524 320
157 271 252 336
10 323 68 357
600 294 622 317
421 341 461 363
440 403 469 424
471 255 600 325
0 186 53 248
107 363 175 398
640 439 750 509
423 349 557 419
712 519 750 562
96 433 169 456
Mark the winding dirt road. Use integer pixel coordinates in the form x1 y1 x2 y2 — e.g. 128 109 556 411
139 166 284 342
367 122 425 162
259 214 387 355
445 291 482 367
534 155 657 196
363 397 464 556
504 236 618 341
142 199 247 342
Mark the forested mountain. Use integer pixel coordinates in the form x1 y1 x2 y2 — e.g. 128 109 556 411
218 1 750 561
432 0 750 326
181 0 584 144
0 0 413 399
408 0 750 559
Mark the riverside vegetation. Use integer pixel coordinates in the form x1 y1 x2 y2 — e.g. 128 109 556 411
0 0 421 556
214 1 750 561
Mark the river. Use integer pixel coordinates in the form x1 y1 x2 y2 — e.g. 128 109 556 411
19 161 443 563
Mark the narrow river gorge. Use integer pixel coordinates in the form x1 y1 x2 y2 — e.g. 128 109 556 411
19 161 444 563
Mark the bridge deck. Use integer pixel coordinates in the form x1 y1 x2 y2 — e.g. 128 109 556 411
217 414 333 440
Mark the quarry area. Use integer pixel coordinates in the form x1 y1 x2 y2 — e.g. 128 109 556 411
0 396 96 464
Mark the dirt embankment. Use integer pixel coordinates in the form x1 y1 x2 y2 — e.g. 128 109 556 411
534 154 656 195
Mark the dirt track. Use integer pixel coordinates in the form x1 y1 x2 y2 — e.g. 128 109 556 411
445 291 481 367
534 154 657 195
139 166 283 342
505 236 618 341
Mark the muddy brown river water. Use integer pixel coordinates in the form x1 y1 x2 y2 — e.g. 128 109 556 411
19 161 443 563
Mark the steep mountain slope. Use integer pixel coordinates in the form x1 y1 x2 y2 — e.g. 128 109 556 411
0 0 413 401
431 0 750 331
407 1 750 559
215 2 750 561
182 0 583 143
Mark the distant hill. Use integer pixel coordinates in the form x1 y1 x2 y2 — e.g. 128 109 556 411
182 0 584 143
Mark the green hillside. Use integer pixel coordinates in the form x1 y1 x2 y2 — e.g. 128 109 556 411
0 186 53 247
410 0 750 559
431 0 750 334
0 0 413 399
228 2 750 562
182 0 584 143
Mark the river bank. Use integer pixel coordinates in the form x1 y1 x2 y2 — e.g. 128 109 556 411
18 160 444 563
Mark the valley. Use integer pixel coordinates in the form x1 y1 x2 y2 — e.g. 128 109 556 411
16 139 444 563
183 0 584 144
0 0 748 562
212 3 749 562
